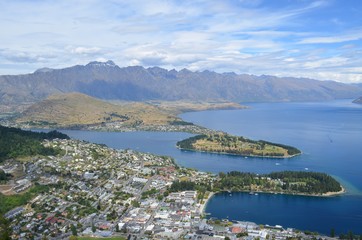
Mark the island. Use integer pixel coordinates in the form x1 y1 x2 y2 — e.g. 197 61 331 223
176 133 301 158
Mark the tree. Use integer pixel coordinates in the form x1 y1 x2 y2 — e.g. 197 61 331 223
0 170 11 181
237 232 248 237
115 223 120 232
219 172 226 178
348 231 354 240
0 214 11 240
330 228 335 237
0 126 68 162
70 224 77 236
131 200 140 207
92 221 96 233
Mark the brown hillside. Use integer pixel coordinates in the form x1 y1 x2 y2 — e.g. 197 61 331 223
16 92 180 127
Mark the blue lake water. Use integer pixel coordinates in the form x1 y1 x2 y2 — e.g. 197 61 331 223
60 99 362 235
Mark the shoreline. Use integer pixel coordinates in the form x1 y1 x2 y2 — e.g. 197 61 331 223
209 187 346 199
321 186 346 197
200 192 215 215
177 146 301 159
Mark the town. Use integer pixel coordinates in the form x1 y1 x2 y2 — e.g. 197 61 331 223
1 138 335 240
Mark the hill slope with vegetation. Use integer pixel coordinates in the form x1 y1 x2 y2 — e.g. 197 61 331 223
177 133 301 158
0 125 68 162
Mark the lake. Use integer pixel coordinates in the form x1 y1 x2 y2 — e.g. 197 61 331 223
61 99 362 235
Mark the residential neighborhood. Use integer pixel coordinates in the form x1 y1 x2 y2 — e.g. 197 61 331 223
1 139 335 239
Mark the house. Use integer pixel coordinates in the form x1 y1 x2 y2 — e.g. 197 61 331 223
5 207 24 219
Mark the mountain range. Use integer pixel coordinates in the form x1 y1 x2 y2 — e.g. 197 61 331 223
1 60 362 112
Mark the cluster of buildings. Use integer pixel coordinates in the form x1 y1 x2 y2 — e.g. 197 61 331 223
1 138 333 239
0 119 215 135
86 122 212 134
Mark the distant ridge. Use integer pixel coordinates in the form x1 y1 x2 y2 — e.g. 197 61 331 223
1 60 362 112
34 67 54 73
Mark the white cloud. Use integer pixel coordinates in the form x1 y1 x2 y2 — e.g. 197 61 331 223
303 57 349 69
71 47 102 55
299 30 362 44
0 0 361 83
95 57 109 62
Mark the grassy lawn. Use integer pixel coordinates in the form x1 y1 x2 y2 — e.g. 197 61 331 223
0 184 51 215
193 136 287 156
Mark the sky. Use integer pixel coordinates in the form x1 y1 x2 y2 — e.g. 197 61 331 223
1 0 362 83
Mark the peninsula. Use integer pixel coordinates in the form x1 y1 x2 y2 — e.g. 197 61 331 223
3 92 242 134
176 133 301 158
214 171 344 196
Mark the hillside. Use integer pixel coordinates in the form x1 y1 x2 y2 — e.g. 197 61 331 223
147 100 247 115
0 125 68 162
15 92 188 128
1 61 362 112
176 133 301 158
353 96 362 104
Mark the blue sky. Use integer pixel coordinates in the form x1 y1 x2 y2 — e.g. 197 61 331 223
1 0 362 83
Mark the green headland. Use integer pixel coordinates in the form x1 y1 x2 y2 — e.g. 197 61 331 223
177 133 301 158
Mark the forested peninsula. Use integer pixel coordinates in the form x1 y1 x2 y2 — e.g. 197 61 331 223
215 171 343 196
169 171 343 197
177 133 301 158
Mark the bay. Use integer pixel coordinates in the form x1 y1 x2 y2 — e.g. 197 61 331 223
207 192 362 235
181 99 362 235
180 100 362 192
60 99 362 235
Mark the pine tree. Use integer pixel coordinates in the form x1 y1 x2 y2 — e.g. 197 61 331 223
70 224 77 236
330 228 335 237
